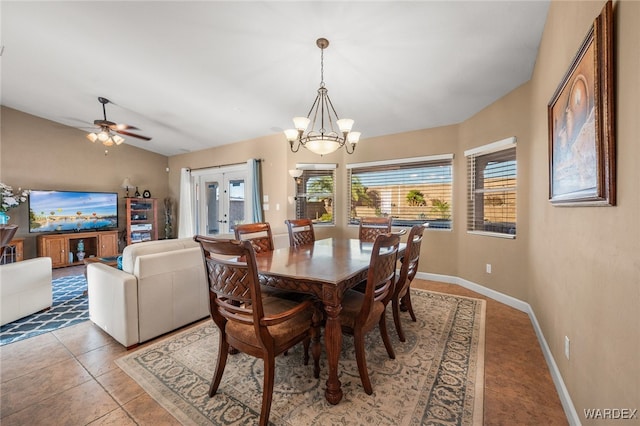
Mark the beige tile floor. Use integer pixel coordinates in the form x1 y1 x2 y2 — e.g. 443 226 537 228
0 267 568 425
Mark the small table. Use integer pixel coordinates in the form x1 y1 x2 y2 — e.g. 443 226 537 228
83 255 120 270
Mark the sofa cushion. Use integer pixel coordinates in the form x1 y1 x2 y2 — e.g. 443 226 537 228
121 238 199 273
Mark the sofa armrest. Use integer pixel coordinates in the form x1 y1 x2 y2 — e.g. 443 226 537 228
0 257 52 326
87 263 139 348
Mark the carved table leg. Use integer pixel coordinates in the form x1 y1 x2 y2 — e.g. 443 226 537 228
324 303 343 404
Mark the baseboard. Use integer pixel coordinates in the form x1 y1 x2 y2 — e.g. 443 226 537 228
416 272 581 425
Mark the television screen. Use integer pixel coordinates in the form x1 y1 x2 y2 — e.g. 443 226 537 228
28 190 118 233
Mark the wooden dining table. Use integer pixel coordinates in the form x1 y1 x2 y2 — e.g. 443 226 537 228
254 237 404 405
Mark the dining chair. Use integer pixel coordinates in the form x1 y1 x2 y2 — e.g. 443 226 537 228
234 222 274 253
358 216 393 242
0 225 19 260
340 232 400 395
194 236 321 426
285 219 315 247
391 224 425 342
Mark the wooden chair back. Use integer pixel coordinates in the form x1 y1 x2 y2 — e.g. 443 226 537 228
0 225 19 259
394 224 425 301
359 232 400 323
390 224 426 342
234 222 274 253
358 216 393 242
285 219 315 247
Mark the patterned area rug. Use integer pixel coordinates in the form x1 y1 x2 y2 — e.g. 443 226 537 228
0 275 89 346
117 289 486 425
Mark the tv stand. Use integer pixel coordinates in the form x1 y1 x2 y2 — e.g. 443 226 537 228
37 230 119 268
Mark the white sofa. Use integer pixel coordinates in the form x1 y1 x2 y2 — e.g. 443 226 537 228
86 238 209 348
1 257 53 326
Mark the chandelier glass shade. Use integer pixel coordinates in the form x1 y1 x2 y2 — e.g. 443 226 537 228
285 38 360 156
87 127 125 147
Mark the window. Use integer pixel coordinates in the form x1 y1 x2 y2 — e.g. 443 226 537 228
347 155 453 229
465 137 517 238
294 164 336 225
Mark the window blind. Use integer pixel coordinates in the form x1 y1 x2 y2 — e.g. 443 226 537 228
295 168 335 224
465 138 517 237
347 155 453 228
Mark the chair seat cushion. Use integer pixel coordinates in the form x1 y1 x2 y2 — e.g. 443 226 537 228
340 289 385 332
226 297 313 348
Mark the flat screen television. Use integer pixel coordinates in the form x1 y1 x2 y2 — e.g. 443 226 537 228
28 190 118 234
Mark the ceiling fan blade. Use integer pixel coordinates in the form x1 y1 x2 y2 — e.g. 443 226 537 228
116 130 152 141
108 123 140 131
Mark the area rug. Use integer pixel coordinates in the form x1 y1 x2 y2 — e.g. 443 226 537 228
117 289 486 425
0 275 89 346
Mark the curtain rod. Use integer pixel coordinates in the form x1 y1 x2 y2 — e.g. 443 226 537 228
187 158 263 172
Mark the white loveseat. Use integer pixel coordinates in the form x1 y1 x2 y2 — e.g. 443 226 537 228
86 238 209 348
0 257 53 326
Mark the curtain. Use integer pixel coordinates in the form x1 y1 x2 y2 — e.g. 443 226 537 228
178 167 195 238
247 158 263 222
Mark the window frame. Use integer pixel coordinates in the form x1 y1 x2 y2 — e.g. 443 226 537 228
464 137 517 239
294 163 337 226
346 154 454 230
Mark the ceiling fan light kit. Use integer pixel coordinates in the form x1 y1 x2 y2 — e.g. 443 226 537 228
87 97 151 148
285 38 360 156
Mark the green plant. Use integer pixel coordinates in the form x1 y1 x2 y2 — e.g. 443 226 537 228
319 213 333 222
431 199 451 220
406 190 427 206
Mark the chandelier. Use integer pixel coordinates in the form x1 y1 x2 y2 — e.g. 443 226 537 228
86 127 125 147
284 38 360 156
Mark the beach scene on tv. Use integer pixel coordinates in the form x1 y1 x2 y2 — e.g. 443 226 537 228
29 190 118 233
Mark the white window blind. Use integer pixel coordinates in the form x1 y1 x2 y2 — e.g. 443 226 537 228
347 155 453 229
465 137 517 237
295 165 336 225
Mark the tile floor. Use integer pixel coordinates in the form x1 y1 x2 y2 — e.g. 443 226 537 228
0 266 568 425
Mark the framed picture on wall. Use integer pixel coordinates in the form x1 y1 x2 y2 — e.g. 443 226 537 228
547 0 615 206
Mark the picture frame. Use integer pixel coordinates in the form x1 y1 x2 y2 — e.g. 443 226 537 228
548 0 615 206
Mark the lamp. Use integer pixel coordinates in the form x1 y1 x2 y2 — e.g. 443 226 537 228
87 127 125 147
121 178 133 198
288 169 303 184
284 38 360 156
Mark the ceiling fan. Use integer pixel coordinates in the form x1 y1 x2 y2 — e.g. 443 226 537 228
87 97 151 146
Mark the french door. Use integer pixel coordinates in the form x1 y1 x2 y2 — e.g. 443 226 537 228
193 166 249 236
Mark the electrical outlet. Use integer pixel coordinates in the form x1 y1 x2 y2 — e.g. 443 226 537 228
564 336 570 360
486 264 492 273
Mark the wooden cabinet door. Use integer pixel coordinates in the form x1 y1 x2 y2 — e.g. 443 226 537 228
43 236 68 267
98 232 118 257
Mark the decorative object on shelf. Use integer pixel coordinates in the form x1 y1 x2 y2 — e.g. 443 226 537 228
76 239 85 261
86 97 151 148
164 197 173 239
0 183 30 225
135 187 141 198
284 38 361 156
121 178 134 198
143 190 151 198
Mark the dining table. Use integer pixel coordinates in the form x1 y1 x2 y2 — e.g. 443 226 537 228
254 237 405 405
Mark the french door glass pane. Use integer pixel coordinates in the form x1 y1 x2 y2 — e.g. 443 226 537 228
206 182 220 235
228 179 245 233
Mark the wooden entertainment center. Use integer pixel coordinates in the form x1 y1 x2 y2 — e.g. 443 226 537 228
37 230 119 268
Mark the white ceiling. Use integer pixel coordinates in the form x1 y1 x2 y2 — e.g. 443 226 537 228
1 1 549 157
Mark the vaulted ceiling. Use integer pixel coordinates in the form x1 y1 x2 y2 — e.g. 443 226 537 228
1 1 549 156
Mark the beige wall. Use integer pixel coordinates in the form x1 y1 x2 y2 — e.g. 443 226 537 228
0 106 170 258
1 0 638 420
526 0 640 419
